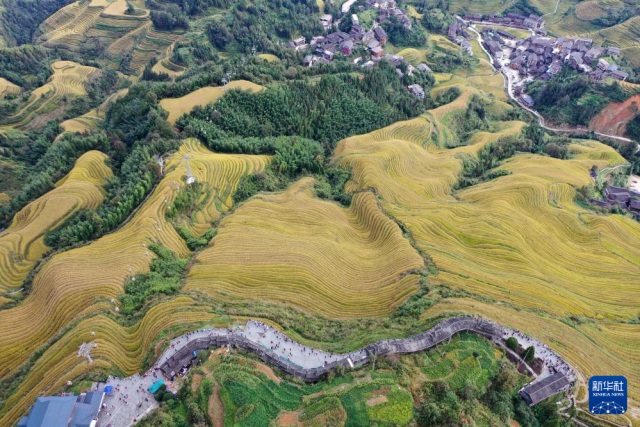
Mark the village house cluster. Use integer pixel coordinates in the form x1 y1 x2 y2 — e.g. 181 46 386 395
463 12 545 31
447 11 546 57
472 26 626 106
447 21 473 54
286 0 412 67
591 183 640 220
447 13 628 108
285 0 430 98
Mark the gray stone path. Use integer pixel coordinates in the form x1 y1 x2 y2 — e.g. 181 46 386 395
97 373 162 427
95 317 575 426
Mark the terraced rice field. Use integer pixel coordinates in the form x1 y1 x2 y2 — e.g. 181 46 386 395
0 151 111 293
0 297 216 426
151 42 185 79
424 298 640 402
407 5 423 18
160 80 264 124
0 77 20 100
589 14 640 47
102 0 148 17
60 88 129 134
0 61 100 130
0 139 268 399
575 0 610 20
425 83 511 148
429 34 460 53
257 53 279 62
621 80 640 94
444 0 509 15
103 22 183 75
39 1 105 48
186 177 424 318
395 48 428 65
332 88 639 400
38 0 176 75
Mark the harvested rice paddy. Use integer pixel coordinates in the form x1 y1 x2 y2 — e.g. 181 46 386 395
160 80 264 124
186 178 425 318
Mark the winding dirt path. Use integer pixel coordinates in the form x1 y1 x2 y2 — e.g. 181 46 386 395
208 382 224 427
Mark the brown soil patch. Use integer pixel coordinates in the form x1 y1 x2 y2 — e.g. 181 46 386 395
366 395 388 406
511 420 521 427
305 390 325 401
255 361 281 384
369 386 391 396
191 374 203 392
278 411 300 426
589 94 640 137
208 382 225 427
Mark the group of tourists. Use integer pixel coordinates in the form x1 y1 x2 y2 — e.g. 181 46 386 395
502 329 575 380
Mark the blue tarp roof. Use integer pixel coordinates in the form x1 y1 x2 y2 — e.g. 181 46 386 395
104 385 113 394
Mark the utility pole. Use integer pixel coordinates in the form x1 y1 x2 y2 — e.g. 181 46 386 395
183 154 196 184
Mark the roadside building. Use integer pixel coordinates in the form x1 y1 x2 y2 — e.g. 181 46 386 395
520 94 535 107
408 84 425 99
373 26 387 43
610 70 628 81
607 46 620 56
341 40 354 55
18 392 105 427
597 58 610 70
519 373 571 406
320 14 333 30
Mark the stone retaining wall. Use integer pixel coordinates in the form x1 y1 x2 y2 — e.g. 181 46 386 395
159 316 520 383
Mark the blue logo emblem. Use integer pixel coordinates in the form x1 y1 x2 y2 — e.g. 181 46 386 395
589 376 627 415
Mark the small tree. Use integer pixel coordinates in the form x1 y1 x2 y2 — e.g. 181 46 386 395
522 346 535 363
506 337 518 351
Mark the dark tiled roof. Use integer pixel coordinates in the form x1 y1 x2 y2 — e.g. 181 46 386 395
520 373 570 405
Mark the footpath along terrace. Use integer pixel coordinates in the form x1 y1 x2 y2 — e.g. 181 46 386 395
96 316 577 426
